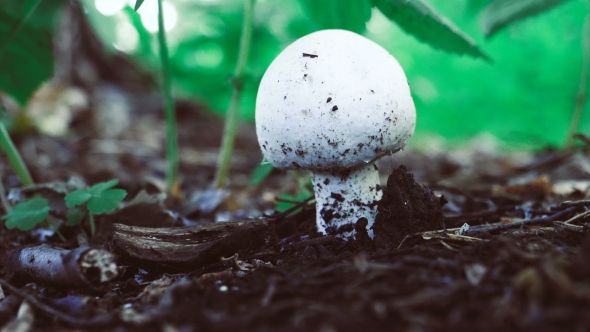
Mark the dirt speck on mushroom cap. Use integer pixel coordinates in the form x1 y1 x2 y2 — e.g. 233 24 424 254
256 29 416 171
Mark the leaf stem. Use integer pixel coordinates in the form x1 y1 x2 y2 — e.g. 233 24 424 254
213 0 256 189
0 122 33 186
157 0 179 192
89 213 95 237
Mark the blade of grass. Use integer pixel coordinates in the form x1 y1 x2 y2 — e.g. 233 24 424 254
567 6 590 147
0 0 42 61
213 0 256 189
0 122 33 186
157 0 179 192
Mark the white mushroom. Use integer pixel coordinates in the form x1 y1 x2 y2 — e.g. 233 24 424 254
256 29 416 239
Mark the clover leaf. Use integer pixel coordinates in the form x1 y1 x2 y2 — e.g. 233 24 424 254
65 179 127 214
2 197 50 231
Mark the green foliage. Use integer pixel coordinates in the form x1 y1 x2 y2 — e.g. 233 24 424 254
480 0 571 37
249 162 274 186
276 192 310 213
133 0 145 12
371 0 490 60
300 0 372 33
2 197 49 231
0 0 64 104
65 179 127 214
372 0 587 148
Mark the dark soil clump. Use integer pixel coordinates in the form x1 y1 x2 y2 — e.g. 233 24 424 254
373 165 444 249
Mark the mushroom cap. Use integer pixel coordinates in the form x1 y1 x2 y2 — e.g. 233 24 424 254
256 29 416 171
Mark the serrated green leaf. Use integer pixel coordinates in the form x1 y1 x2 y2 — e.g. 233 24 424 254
249 162 274 186
134 0 145 11
2 197 49 230
480 0 570 37
65 208 85 226
65 189 92 208
89 179 119 195
87 189 127 214
0 0 64 104
299 0 372 34
371 0 490 61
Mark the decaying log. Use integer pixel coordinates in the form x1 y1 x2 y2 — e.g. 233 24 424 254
3 245 118 287
109 219 277 267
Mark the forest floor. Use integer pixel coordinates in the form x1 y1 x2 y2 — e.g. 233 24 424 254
0 90 589 331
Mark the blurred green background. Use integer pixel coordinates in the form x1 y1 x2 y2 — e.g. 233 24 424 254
10 0 590 149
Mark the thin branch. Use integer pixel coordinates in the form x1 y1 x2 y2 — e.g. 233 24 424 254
420 206 580 239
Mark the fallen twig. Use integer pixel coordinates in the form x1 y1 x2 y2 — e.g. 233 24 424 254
421 232 484 243
462 206 579 235
563 209 590 224
561 199 590 207
3 245 118 287
553 221 585 232
419 207 581 241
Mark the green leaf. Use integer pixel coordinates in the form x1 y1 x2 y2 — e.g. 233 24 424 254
134 0 145 11
88 179 119 195
249 162 274 186
480 0 570 37
0 0 65 104
0 0 42 59
65 180 126 214
371 0 490 61
65 208 85 226
65 189 92 208
299 0 372 34
2 197 49 230
276 192 310 213
87 189 127 214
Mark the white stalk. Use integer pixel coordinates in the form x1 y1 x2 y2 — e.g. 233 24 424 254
312 163 383 239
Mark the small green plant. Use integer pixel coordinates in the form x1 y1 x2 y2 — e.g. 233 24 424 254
2 196 49 230
2 179 127 239
65 179 127 236
213 0 256 189
134 0 178 193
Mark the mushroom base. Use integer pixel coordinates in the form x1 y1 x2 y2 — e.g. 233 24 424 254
312 163 383 239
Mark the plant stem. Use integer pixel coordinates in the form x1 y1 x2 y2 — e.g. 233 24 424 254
213 0 256 189
567 8 590 148
0 0 42 61
157 0 179 192
89 213 95 237
0 165 11 213
0 122 33 186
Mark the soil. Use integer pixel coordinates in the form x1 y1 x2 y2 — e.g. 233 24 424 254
0 95 589 332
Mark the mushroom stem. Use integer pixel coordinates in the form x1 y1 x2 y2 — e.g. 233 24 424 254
312 163 383 239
